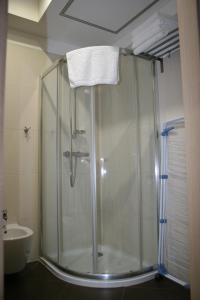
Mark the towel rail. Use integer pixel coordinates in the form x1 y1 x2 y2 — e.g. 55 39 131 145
141 28 180 59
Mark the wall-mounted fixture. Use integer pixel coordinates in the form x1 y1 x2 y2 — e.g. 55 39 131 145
1 209 8 233
24 126 31 137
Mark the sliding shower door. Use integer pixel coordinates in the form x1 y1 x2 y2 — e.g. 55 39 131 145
41 55 158 278
95 56 158 274
42 62 95 273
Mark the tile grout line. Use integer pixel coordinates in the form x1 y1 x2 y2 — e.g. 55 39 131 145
121 287 126 300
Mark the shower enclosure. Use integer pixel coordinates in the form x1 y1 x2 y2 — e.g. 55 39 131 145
40 54 158 287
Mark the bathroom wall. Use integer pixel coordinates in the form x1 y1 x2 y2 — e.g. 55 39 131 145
157 51 184 126
177 0 200 295
4 40 52 261
8 0 38 21
0 0 7 296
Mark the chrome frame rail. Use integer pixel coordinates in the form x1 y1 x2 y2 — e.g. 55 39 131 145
69 88 76 187
40 257 157 288
90 87 98 273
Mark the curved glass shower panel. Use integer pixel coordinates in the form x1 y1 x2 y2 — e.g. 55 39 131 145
59 62 94 274
41 54 158 280
41 67 58 263
95 56 157 274
95 55 141 274
136 58 158 269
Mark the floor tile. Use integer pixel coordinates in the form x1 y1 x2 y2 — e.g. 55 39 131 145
59 285 124 300
124 278 190 300
4 262 190 300
123 287 190 300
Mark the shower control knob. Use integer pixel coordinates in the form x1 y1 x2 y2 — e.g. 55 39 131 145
2 209 8 221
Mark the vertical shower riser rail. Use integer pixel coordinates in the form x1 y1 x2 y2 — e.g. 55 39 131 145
152 61 161 270
133 57 143 270
57 63 62 266
90 87 98 274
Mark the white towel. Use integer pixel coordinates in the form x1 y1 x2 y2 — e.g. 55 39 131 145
66 46 119 88
132 20 167 48
131 13 177 55
132 20 161 47
134 31 167 55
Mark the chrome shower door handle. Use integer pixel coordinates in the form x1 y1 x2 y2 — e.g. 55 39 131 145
63 151 89 158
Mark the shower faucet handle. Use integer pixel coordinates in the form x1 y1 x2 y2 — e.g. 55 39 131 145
72 129 86 138
2 209 8 221
74 129 85 134
1 209 8 233
63 151 89 158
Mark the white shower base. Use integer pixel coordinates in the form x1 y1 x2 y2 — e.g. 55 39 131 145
41 255 157 288
42 245 156 287
59 246 149 274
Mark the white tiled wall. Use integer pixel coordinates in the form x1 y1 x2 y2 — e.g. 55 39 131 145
4 40 52 261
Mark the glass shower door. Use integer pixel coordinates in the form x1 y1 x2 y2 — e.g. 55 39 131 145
59 62 94 274
95 55 158 274
41 63 95 274
41 67 59 263
41 55 158 278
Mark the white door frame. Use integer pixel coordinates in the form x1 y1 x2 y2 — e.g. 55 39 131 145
0 0 8 299
177 0 200 298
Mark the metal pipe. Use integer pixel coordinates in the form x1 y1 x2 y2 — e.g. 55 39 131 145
69 89 76 187
147 33 179 53
72 89 86 137
133 57 143 270
90 87 98 274
152 40 179 56
41 58 65 79
73 89 77 136
158 45 180 57
57 63 62 265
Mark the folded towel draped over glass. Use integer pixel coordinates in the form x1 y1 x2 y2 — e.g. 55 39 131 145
66 46 119 88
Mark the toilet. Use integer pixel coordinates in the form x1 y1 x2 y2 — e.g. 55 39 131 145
3 224 33 274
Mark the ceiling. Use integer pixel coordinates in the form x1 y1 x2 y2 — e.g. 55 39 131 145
8 0 177 54
60 0 161 34
8 0 52 21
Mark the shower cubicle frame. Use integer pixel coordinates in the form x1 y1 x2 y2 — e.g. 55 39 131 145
39 51 161 287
